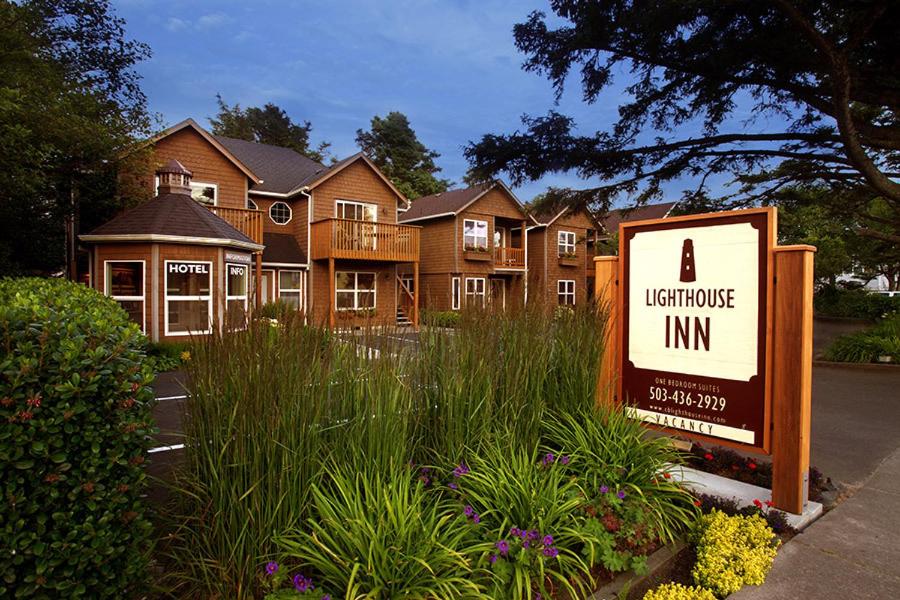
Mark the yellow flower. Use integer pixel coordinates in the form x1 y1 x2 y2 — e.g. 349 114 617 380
690 509 780 597
180 351 191 362
642 583 716 600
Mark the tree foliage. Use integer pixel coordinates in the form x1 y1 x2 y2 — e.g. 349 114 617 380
210 95 331 163
464 1 899 245
0 0 152 275
356 111 450 199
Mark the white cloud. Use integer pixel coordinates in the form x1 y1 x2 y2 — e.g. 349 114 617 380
164 17 189 32
196 13 233 30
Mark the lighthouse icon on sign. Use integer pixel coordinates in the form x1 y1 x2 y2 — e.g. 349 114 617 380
680 239 696 282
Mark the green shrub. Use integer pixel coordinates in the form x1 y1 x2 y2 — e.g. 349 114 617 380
423 309 462 328
0 278 156 598
145 340 190 372
454 442 599 598
256 300 299 321
814 286 899 320
542 409 698 544
642 582 716 600
824 313 900 362
691 510 779 598
270 464 483 599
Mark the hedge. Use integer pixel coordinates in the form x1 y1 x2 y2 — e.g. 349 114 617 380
0 278 156 598
814 286 899 321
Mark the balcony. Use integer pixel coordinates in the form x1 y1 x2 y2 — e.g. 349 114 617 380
494 246 526 269
310 218 420 262
208 206 264 246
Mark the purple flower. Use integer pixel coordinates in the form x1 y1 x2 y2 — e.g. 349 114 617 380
448 482 458 490
523 540 530 549
464 505 474 517
265 561 279 575
600 485 609 494
542 535 553 546
543 453 555 465
518 529 528 539
453 462 469 478
543 546 559 558
322 596 331 600
617 490 626 500
293 573 314 593
560 455 570 465
489 554 498 564
528 529 539 540
473 513 481 524
496 539 510 556
510 527 521 537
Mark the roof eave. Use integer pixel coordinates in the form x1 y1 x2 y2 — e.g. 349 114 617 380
79 233 264 252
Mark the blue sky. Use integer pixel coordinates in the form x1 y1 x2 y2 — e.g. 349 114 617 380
113 0 737 205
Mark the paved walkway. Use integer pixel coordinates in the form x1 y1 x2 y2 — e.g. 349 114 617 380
734 446 900 599
733 318 900 599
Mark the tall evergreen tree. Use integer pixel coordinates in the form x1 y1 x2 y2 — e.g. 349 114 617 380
356 112 450 199
210 95 330 163
0 0 152 276
465 1 900 246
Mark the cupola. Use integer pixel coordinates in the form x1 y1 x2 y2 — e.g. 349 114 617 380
156 159 193 195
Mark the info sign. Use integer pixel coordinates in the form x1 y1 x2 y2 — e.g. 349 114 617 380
619 208 774 452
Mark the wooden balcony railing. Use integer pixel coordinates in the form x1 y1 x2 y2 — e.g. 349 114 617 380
310 218 420 262
208 206 264 246
494 246 526 268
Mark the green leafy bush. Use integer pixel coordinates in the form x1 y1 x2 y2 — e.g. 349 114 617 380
542 409 698 544
824 313 900 362
145 340 190 372
270 464 482 599
256 300 300 321
814 286 899 320
423 309 462 328
454 442 599 598
691 510 779 598
0 278 156 598
642 582 716 600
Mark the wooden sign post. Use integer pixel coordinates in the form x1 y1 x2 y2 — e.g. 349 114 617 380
594 208 815 515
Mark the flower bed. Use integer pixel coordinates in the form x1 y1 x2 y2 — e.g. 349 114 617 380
161 307 700 599
685 444 832 503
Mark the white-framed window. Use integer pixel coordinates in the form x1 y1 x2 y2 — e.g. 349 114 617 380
451 277 461 310
336 199 377 222
278 270 304 310
463 219 488 251
155 176 217 206
164 261 212 336
558 231 576 257
465 277 486 307
104 260 145 333
335 272 376 311
269 201 292 225
558 280 575 306
247 198 259 210
225 263 249 329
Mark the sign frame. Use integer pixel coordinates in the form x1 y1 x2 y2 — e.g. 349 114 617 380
616 207 777 455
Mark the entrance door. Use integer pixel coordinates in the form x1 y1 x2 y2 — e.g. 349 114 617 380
260 270 274 305
490 278 506 310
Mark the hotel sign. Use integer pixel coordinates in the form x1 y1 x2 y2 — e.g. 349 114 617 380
619 209 774 450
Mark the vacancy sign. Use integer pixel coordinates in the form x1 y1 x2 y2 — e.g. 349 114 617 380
619 209 774 450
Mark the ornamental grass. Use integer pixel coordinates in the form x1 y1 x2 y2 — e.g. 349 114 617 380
163 304 697 599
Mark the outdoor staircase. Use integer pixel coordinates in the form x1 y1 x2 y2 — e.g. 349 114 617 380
396 307 412 326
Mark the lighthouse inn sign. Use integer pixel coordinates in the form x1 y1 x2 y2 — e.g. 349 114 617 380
619 208 775 451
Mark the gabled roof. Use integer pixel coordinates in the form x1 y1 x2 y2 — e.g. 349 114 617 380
399 181 530 224
301 153 410 208
262 232 308 265
600 201 677 233
529 204 598 230
80 193 263 251
215 135 325 196
142 119 262 184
